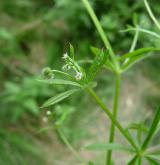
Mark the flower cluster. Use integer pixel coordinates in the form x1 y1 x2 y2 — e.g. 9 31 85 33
41 51 83 82
62 52 83 81
75 72 82 80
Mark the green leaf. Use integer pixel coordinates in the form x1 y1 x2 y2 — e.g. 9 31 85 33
23 99 39 115
146 156 160 165
105 59 115 71
69 43 75 60
85 142 134 153
41 89 79 108
145 144 160 156
154 121 160 136
145 155 160 163
88 49 109 81
120 47 160 71
133 13 139 26
88 161 95 165
119 47 160 61
127 156 139 165
90 46 101 56
38 79 82 87
90 46 114 71
122 53 148 71
141 106 160 150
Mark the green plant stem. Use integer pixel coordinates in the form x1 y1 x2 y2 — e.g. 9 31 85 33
106 73 121 165
138 157 142 165
128 107 160 164
144 0 160 30
82 0 118 68
129 25 139 53
122 26 140 66
57 128 85 164
121 27 160 39
141 107 160 151
87 88 138 151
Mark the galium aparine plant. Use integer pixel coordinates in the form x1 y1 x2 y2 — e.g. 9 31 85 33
40 0 160 164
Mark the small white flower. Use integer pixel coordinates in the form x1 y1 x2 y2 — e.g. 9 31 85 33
46 110 51 115
62 64 71 71
75 72 83 80
43 116 48 123
66 65 71 70
62 65 66 71
62 53 68 59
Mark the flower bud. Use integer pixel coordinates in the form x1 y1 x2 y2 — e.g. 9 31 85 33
46 110 51 115
42 67 54 79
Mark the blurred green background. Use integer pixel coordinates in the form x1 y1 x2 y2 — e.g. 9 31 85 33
0 0 160 164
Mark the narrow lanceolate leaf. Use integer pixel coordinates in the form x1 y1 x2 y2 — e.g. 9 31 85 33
141 106 160 150
69 43 75 60
88 49 109 81
145 155 160 164
119 47 160 61
38 79 82 87
154 121 160 136
120 47 160 71
85 142 134 153
41 89 79 108
146 156 160 165
122 53 149 71
90 46 101 56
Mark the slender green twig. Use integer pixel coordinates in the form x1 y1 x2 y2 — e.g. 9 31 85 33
144 0 160 30
87 88 138 151
82 0 119 69
141 107 160 151
129 25 139 53
138 157 142 165
52 70 75 80
129 107 160 164
120 27 160 39
57 128 85 163
106 73 121 165
123 25 140 66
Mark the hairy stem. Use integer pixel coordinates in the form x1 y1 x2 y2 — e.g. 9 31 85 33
87 88 138 151
106 73 121 165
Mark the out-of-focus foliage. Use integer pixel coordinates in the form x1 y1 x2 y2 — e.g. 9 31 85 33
0 0 160 164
